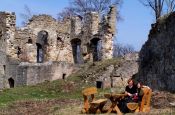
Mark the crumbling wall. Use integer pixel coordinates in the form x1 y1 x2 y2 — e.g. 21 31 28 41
82 53 139 89
101 6 116 60
0 12 19 88
15 28 37 62
0 5 117 88
1 6 116 65
137 13 175 92
83 12 99 38
0 12 8 88
71 16 82 35
5 12 17 59
14 15 74 63
70 6 116 64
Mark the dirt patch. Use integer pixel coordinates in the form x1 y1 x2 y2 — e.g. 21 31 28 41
0 99 81 115
151 91 175 109
61 82 76 93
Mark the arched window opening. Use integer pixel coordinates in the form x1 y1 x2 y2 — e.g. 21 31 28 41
36 30 48 63
91 38 102 61
37 31 48 45
71 38 84 64
36 43 44 63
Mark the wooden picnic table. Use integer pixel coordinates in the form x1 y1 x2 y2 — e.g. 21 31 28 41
104 93 127 115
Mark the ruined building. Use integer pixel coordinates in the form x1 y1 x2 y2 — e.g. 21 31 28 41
0 6 116 88
137 13 175 92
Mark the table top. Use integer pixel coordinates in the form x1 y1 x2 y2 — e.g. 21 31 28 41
104 93 127 99
91 99 108 104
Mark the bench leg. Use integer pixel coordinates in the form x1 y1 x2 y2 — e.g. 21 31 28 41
90 104 103 113
107 103 123 115
96 108 101 114
107 104 114 113
114 105 122 115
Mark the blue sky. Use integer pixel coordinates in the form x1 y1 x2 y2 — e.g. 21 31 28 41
0 0 154 51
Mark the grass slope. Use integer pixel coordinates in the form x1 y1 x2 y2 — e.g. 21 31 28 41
0 58 122 108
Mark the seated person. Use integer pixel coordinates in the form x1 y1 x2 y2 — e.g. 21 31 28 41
119 78 137 113
137 82 150 103
136 82 144 103
125 78 137 101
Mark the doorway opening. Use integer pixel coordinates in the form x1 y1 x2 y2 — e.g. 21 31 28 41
62 73 66 80
8 78 14 88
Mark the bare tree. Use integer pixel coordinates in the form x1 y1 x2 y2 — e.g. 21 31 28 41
20 5 33 26
139 0 165 20
165 0 175 13
113 43 135 57
71 0 121 15
57 7 75 20
58 0 123 20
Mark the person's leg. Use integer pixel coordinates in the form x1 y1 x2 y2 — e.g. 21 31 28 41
118 99 125 113
120 97 132 113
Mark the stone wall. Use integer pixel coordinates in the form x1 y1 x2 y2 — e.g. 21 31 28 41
0 5 117 88
71 16 82 35
0 12 7 54
0 12 7 88
16 61 75 86
15 15 74 63
0 12 17 88
112 53 139 88
84 53 139 89
0 51 6 88
14 6 116 64
5 12 16 59
101 6 116 60
5 57 20 88
137 12 175 92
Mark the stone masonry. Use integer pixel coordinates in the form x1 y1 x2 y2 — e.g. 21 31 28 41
0 6 116 88
16 61 75 86
137 12 175 92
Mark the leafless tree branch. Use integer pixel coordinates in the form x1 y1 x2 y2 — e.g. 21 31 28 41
165 0 175 13
20 5 33 26
139 0 165 20
58 0 123 20
113 43 135 57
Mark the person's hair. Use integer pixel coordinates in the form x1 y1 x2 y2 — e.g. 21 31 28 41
127 78 134 84
137 82 143 87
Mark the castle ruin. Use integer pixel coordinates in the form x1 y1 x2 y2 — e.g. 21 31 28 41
0 6 116 88
137 13 175 92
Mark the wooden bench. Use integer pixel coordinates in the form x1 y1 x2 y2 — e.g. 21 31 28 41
127 86 152 112
81 87 107 114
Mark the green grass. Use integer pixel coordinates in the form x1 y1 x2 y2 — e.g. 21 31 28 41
0 79 112 108
0 81 75 107
0 80 82 108
0 58 122 108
